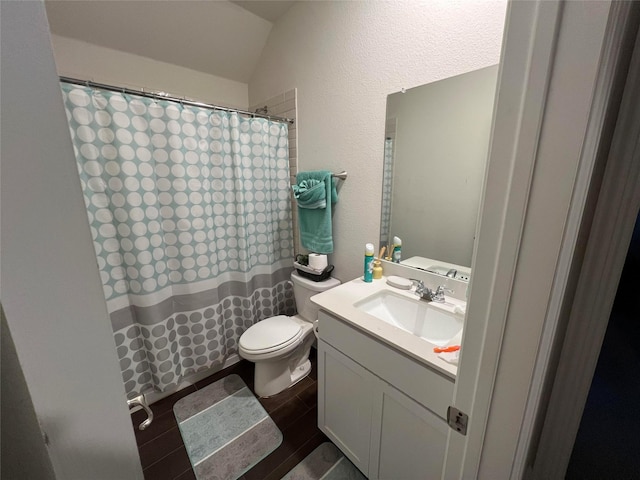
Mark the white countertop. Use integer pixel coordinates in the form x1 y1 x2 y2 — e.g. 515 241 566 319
311 276 464 379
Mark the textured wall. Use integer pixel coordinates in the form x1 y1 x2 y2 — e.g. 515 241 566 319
249 0 507 281
45 0 273 83
51 35 249 109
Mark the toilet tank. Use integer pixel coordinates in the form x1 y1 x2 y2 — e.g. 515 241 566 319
291 271 341 322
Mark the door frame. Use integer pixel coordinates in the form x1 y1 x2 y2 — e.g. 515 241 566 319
529 10 640 479
443 1 564 477
443 1 637 478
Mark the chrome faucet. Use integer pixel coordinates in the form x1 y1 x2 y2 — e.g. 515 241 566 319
410 280 452 303
432 285 454 302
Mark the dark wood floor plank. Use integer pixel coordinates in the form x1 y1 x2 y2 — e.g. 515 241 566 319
136 353 324 480
173 466 197 480
296 381 318 410
132 409 179 447
308 348 318 381
269 396 313 432
243 407 321 480
138 426 185 469
262 431 329 480
142 446 192 480
258 376 315 413
149 385 197 417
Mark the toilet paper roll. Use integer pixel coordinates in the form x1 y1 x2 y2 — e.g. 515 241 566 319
308 253 328 271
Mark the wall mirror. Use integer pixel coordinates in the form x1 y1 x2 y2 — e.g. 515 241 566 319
380 65 499 282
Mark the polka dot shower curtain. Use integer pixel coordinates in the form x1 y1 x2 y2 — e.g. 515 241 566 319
61 83 295 396
380 138 395 247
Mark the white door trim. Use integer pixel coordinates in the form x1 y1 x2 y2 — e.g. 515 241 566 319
530 15 640 480
514 2 638 478
442 1 636 477
442 1 563 478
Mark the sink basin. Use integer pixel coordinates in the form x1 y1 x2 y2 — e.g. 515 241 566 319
354 290 463 346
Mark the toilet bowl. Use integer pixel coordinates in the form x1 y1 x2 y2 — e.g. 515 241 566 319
239 271 340 397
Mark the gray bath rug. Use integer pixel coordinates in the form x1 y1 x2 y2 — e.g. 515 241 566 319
281 442 366 480
174 374 282 480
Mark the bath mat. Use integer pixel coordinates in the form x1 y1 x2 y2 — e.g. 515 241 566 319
174 374 282 480
281 442 366 480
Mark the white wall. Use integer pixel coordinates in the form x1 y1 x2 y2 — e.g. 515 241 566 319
50 35 249 109
1 2 144 478
387 65 498 266
44 0 273 84
1 309 56 480
249 0 507 281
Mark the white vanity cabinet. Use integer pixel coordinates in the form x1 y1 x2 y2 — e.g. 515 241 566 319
319 341 375 472
370 380 449 479
317 310 454 479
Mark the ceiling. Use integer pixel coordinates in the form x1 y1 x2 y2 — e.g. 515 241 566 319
44 1 296 83
231 1 296 23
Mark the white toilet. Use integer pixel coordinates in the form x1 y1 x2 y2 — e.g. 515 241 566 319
238 271 340 397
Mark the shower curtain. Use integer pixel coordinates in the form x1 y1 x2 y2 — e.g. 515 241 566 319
61 83 295 396
380 138 395 246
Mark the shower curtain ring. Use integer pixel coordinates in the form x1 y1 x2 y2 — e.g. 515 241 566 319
86 80 98 96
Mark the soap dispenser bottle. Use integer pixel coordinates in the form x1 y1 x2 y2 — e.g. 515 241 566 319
392 236 402 263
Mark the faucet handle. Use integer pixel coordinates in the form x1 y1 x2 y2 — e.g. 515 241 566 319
410 279 429 298
436 285 453 295
433 285 454 302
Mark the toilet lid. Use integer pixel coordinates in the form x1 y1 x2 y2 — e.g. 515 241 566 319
240 315 302 352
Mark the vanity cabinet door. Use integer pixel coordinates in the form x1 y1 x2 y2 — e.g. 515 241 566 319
369 380 449 480
318 340 374 476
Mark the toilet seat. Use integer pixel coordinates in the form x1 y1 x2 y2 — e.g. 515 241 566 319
239 315 303 355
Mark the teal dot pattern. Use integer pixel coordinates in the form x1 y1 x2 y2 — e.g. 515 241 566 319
61 83 296 394
380 138 394 246
61 84 294 302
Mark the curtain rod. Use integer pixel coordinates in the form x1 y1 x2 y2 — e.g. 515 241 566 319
59 76 294 125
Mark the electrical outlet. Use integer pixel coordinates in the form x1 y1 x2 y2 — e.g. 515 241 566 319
455 272 470 282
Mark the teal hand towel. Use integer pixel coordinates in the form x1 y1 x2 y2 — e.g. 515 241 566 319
292 178 327 209
293 170 338 253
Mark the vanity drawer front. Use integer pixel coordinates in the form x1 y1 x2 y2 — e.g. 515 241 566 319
318 310 454 419
318 340 373 476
